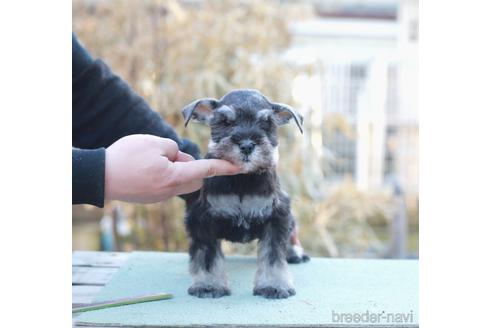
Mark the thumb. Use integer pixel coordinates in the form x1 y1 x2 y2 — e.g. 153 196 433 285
175 151 195 162
171 159 242 182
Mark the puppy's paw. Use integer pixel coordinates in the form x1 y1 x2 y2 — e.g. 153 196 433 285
253 286 296 299
188 284 231 298
286 254 302 264
286 245 310 264
301 254 310 262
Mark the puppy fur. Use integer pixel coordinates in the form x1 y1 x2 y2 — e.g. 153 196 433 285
182 89 308 299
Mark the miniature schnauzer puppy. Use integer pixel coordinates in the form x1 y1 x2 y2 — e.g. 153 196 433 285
181 89 309 299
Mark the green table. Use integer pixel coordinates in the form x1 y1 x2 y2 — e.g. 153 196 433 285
72 251 418 327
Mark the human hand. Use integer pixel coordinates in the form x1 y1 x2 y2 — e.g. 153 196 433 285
105 134 241 203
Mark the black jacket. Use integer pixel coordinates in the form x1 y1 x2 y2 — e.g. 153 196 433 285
72 34 199 207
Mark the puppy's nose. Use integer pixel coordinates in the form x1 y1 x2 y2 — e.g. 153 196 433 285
239 140 255 155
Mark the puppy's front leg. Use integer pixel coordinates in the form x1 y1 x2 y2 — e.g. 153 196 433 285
188 239 230 298
254 219 296 299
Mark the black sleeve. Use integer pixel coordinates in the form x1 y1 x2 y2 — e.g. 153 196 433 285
72 34 200 207
72 148 106 208
72 34 183 149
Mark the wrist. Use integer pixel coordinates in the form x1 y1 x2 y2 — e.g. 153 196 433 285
104 148 117 201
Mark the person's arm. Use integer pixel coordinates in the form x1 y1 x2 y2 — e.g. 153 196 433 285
72 33 207 207
72 148 106 207
72 34 198 154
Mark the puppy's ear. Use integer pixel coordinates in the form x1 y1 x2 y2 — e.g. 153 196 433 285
182 98 219 127
271 102 304 134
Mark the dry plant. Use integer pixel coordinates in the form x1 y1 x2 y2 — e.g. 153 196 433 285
73 0 396 257
309 179 396 257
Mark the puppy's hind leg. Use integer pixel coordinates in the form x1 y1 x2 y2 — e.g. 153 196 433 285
254 219 296 299
188 239 230 298
286 218 310 264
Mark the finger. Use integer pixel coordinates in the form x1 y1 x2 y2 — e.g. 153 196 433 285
171 158 242 182
172 179 203 196
153 137 179 161
175 151 195 162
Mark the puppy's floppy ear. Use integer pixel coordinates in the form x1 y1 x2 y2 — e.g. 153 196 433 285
182 98 219 127
271 102 304 134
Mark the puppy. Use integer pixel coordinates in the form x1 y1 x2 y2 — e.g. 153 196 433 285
182 89 309 299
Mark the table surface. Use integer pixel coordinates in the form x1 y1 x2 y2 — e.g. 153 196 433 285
73 251 130 327
72 251 418 328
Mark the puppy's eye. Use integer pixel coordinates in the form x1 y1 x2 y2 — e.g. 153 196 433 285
221 117 233 127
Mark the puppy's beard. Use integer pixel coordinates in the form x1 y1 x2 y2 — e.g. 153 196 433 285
208 139 277 173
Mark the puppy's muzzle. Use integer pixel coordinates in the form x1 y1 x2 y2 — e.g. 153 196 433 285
238 140 256 156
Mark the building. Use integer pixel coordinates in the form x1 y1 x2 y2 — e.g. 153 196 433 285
286 0 419 204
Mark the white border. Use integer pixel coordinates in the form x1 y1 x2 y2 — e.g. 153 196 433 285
0 0 72 326
420 0 492 327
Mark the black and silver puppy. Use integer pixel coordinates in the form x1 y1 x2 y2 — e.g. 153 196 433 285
181 89 309 299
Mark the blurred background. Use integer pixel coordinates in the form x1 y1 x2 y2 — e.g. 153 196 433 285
72 0 418 259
